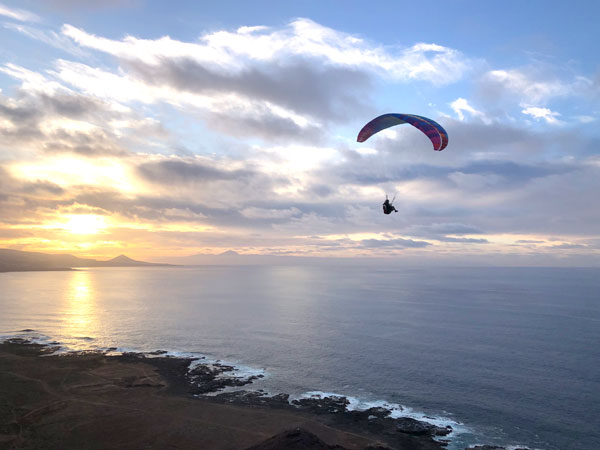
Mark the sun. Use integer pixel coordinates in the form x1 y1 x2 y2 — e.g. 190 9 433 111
62 215 107 235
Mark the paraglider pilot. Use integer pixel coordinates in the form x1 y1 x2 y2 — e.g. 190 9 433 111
382 195 397 215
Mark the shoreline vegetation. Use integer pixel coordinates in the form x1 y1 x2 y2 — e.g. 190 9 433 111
0 339 526 450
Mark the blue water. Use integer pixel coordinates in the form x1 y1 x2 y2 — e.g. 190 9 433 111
1 265 599 450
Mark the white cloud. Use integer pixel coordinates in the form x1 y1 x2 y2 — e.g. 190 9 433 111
52 19 474 143
51 59 319 139
0 63 66 95
241 206 301 219
0 3 39 22
1 13 599 262
61 24 231 67
251 143 339 176
575 115 595 124
395 43 469 85
0 61 169 160
0 62 131 115
521 106 562 124
236 25 269 35
61 19 471 85
480 68 581 106
4 22 89 57
450 97 490 123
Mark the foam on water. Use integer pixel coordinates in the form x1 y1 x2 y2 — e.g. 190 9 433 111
296 390 469 442
0 331 267 390
0 331 489 449
0 337 536 450
466 446 538 450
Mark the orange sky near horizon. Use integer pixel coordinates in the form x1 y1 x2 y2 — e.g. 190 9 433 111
1 3 599 266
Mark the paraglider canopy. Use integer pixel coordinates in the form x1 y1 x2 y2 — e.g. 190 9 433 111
357 113 448 151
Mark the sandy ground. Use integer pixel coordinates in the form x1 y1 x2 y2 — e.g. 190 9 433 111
0 341 444 450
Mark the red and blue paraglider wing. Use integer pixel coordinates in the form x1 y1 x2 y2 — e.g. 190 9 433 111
357 113 448 151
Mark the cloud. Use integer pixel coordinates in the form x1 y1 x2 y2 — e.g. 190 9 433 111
474 66 598 128
521 106 562 124
4 22 89 57
62 19 471 85
0 3 40 22
133 156 291 209
479 68 571 105
359 237 431 249
40 128 128 157
1 15 599 261
202 108 325 143
55 19 473 142
450 98 490 123
0 89 127 156
0 164 67 227
51 59 352 142
413 222 484 236
122 56 370 122
575 115 596 124
436 236 488 243
240 206 301 220
453 160 569 185
0 63 161 157
334 155 574 190
136 158 254 184
400 222 488 244
551 243 587 250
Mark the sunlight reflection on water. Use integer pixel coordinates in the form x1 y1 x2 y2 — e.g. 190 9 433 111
61 270 98 346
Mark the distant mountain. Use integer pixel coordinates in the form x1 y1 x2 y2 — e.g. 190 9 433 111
217 250 240 257
103 254 161 266
0 249 174 272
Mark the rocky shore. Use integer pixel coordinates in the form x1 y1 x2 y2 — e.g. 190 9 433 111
0 339 522 450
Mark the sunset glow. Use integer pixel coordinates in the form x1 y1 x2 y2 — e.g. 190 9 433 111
61 215 108 235
11 157 135 192
0 1 598 265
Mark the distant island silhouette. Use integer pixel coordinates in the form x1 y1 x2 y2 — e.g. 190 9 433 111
0 249 174 272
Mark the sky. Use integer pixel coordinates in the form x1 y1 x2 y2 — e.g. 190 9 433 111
0 0 599 265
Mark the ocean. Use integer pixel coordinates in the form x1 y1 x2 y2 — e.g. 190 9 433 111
1 265 598 450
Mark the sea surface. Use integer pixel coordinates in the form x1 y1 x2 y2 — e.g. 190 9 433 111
1 265 599 450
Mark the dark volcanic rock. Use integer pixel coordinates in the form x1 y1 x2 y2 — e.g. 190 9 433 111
396 417 452 436
268 393 291 404
213 390 265 404
346 406 391 422
2 338 60 356
291 395 350 414
188 362 264 394
244 427 347 450
213 390 290 407
147 350 168 355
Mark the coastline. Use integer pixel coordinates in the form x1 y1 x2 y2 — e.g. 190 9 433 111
0 338 528 450
0 339 448 450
